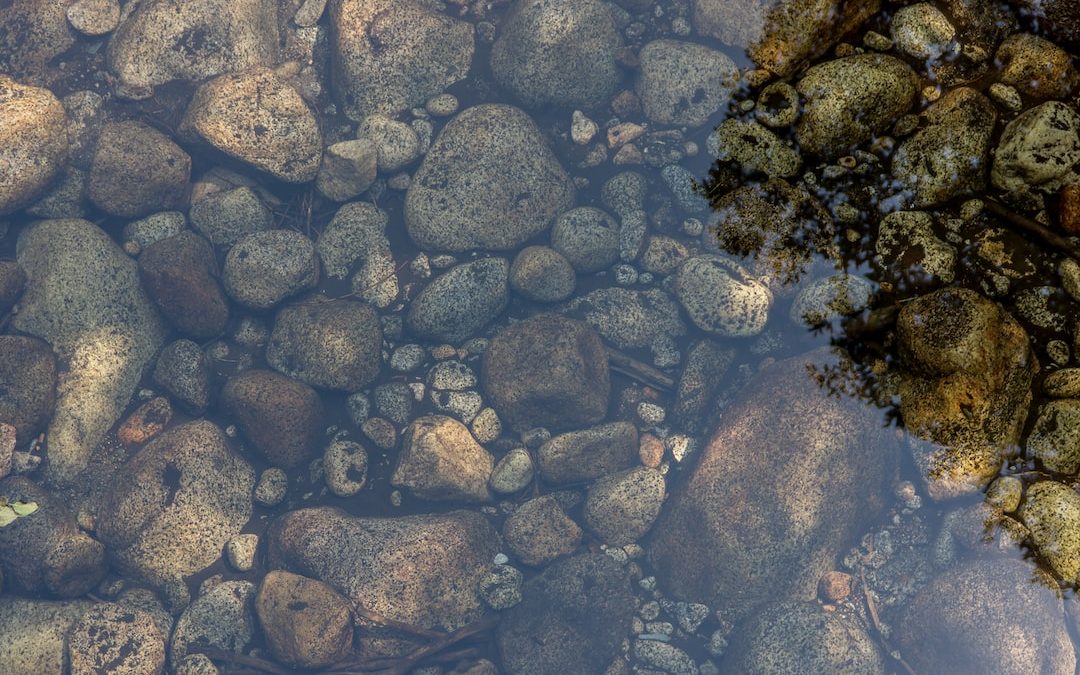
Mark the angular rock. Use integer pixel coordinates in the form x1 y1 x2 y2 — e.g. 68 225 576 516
87 120 190 217
636 39 738 127
68 603 166 675
267 299 382 391
405 258 510 343
503 495 581 566
538 421 639 484
392 415 494 502
139 231 230 338
152 339 212 415
221 370 323 468
0 336 56 445
222 229 320 309
316 139 378 201
674 339 734 433
255 571 353 669
356 114 421 173
0 76 69 215
991 101 1080 192
875 210 957 285
583 467 665 546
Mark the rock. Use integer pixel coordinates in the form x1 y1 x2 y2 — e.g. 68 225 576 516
673 256 773 337
997 33 1077 99
1020 481 1080 582
169 581 256 670
583 467 665 546
724 600 887 674
892 87 996 207
406 104 574 252
329 0 474 119
13 219 165 485
316 139 378 201
897 288 1036 499
152 339 212 414
991 101 1080 192
1045 368 1080 398
374 382 414 423
790 274 875 326
497 554 635 675
405 258 510 343
1027 400 1080 474
636 39 738 127
267 507 498 650
479 565 523 610
255 468 288 507
106 0 278 97
674 340 734 433
898 557 1075 674
0 336 56 444
0 1 78 84
117 396 172 446
634 640 698 674
538 421 639 484
255 571 353 668
96 421 253 586
510 246 576 302
222 230 320 309
503 495 582 566
1008 0 1080 46
708 118 801 178
317 201 398 307
490 0 621 108
0 76 69 215
490 447 535 494
0 260 26 315
139 231 230 338
66 0 121 36
87 120 190 217
795 54 918 158
648 348 895 624
550 207 622 273
640 236 690 275
482 314 610 431
226 534 257 572
890 3 955 60
0 597 94 675
356 115 421 172
123 211 186 252
875 210 957 285
566 287 686 349
392 415 494 502
189 186 273 247
0 424 12 479
221 370 323 468
68 603 166 675
323 440 368 497
267 299 382 391
181 68 322 182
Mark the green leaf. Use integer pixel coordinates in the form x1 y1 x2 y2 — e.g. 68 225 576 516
10 501 37 516
0 506 16 527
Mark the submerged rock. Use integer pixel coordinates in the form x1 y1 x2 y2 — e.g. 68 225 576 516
1027 400 1080 474
221 369 324 468
87 120 190 217
169 580 256 670
267 300 383 392
0 76 69 215
255 571 353 669
0 336 57 445
139 231 230 339
565 287 686 349
392 415 494 503
996 33 1077 100
0 597 94 675
503 495 582 566
636 39 738 128
405 258 510 344
672 255 773 337
68 603 166 675
316 201 398 307
1020 481 1080 582
991 101 1080 192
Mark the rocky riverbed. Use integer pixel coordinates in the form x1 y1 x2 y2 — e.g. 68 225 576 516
1 0 1080 673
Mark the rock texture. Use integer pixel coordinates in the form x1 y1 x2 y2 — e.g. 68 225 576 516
0 76 69 215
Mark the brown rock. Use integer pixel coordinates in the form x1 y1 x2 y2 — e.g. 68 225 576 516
0 1 77 84
817 571 853 602
255 571 353 668
138 231 230 338
87 121 191 217
538 421 639 485
997 33 1078 100
1061 184 1080 234
0 75 69 215
68 603 166 675
503 495 582 566
117 397 173 446
221 369 324 468
0 335 56 444
638 433 664 468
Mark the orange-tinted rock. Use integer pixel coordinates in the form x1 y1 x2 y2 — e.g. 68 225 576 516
117 397 172 446
255 571 353 668
1061 184 1080 234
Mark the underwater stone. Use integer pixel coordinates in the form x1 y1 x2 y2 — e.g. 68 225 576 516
991 101 1080 192
1021 481 1080 582
405 258 510 344
503 495 582 566
636 39 738 127
673 256 773 337
0 76 69 216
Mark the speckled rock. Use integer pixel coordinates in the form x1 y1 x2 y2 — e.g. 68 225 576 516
152 339 212 415
675 339 734 433
892 88 996 207
490 447 535 494
649 348 895 624
87 121 190 217
997 33 1077 100
13 219 165 485
255 571 353 669
255 468 288 507
267 299 382 391
1045 368 1080 398
1027 400 1080 474
188 186 273 247
316 139 378 201
898 557 1075 674
795 54 918 158
106 0 278 97
221 370 324 468
323 440 368 497
490 0 621 109
673 256 772 337
139 231 230 338
0 260 26 316
317 201 398 307
550 206 621 273
790 274 874 326
897 288 1036 499
0 597 94 675
538 421 638 484
890 3 955 60
991 101 1080 192
181 68 322 182
875 210 957 284
708 118 801 178
66 0 121 36
96 420 254 586
1007 0 1080 46
724 600 886 674
503 495 582 566
406 104 574 252
169 581 256 670
68 603 166 675
223 230 320 309
566 287 687 349
1020 481 1080 581
406 258 510 343
583 467 665 546
636 39 738 127
0 336 56 444
497 554 635 675
0 76 69 215
0 1 78 84
356 114 421 173
510 246 576 302
392 415 494 502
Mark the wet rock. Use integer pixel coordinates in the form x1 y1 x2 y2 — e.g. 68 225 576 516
649 348 895 624
139 231 230 338
405 258 510 343
189 186 273 247
991 101 1080 192
66 0 121 36
374 382 414 423
898 557 1075 673
255 468 288 507
13 219 165 485
997 33 1077 99
181 68 322 182
634 640 697 674
795 54 918 158
68 603 166 675
566 287 686 349
538 421 639 484
406 104 574 252
117 396 172 446
673 255 773 337
0 260 25 315
316 139 378 201
88 121 190 218
169 581 256 670
640 236 690 275
356 114 421 173
152 339 212 415
267 299 382 391
724 600 886 674
1027 400 1080 474
1020 481 1080 581
491 0 621 108
550 206 622 273
323 440 368 497
875 210 957 285
223 229 320 309
790 274 874 326
0 476 107 598
490 447 535 494
106 0 278 97
124 212 186 252
503 495 582 566
497 554 635 675
317 201 398 307
0 76 69 215
0 597 94 674
1008 0 1080 46
583 467 665 546
510 246 576 302
708 118 801 178
890 3 955 60
674 340 734 433
226 534 257 572
222 370 323 468
392 415 494 503
636 39 738 127
1045 368 1080 398
255 571 353 669
0 0 78 84
96 420 253 586
0 336 56 445
897 288 1036 499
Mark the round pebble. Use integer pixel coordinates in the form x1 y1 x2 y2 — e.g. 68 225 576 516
226 534 258 572
254 468 288 507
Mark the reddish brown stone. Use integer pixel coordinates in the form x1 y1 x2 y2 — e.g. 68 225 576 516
638 433 664 469
138 231 230 338
1060 184 1080 234
118 397 173 446
818 571 854 602
221 369 323 468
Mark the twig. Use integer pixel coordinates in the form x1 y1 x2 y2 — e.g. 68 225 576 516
351 605 446 640
322 615 498 675
605 346 675 390
984 198 1080 262
859 570 918 675
196 648 294 675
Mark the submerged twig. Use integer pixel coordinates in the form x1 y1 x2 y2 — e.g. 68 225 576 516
605 346 675 391
984 198 1080 263
859 570 918 675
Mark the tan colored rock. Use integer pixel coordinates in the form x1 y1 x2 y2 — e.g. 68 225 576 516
255 571 353 668
392 415 494 502
0 76 69 215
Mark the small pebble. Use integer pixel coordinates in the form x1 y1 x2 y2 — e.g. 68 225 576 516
637 402 666 425
818 570 853 602
255 468 288 506
571 110 599 145
425 94 459 117
226 534 258 572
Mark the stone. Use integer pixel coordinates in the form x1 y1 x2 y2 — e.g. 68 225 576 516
0 1 78 84
152 339 212 414
221 369 324 468
255 468 288 507
0 336 56 445
68 603 166 675
189 186 273 247
790 274 875 326
96 421 254 586
392 415 494 502
1008 0 1080 46
406 104 574 252
996 33 1077 100
991 101 1080 192
356 115 421 172
1020 481 1080 582
482 314 610 431
405 258 510 343
0 260 26 315
566 287 686 349
222 230 320 309
139 231 230 338
226 534 257 572
0 76 69 215
490 0 621 109
0 597 94 675
267 299 382 391
117 396 172 446
673 255 773 337
1045 368 1080 398
374 382 414 424
640 236 690 275
323 440 368 497
87 121 190 217
583 467 665 546
316 139 378 201
890 3 955 60
510 246 576 302
674 340 734 433
875 210 957 284
317 201 398 307
66 0 121 36
13 219 165 485
255 571 353 668
636 39 738 127
550 207 622 273
795 54 918 158
329 0 474 119
169 581 256 670
634 640 697 674
1028 400 1080 474
181 67 322 182
708 118 801 178
123 211 186 250
479 565 523 610
504 495 582 566
490 447 534 494
648 348 895 625
538 421 639 484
